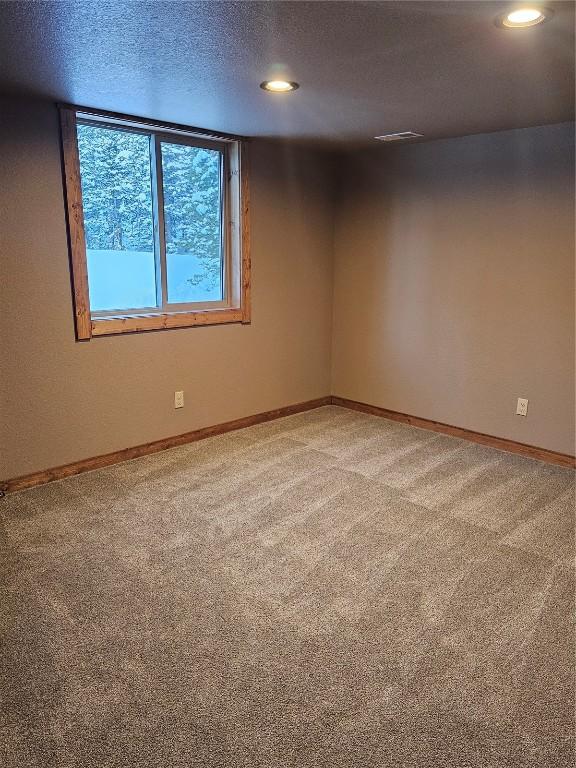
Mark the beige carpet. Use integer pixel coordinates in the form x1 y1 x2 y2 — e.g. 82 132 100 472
1 405 574 767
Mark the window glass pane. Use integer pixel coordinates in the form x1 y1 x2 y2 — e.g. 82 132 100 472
160 142 223 303
77 124 157 311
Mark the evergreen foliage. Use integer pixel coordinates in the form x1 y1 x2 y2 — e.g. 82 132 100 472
77 124 222 289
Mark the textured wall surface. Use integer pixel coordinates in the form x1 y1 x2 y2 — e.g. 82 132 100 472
1 101 574 478
0 98 335 478
332 123 575 455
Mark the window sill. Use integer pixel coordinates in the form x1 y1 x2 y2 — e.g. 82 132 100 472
90 307 249 337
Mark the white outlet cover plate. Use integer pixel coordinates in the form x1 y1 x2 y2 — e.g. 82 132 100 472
516 397 528 416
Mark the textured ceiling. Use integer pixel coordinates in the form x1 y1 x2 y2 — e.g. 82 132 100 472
0 1 573 145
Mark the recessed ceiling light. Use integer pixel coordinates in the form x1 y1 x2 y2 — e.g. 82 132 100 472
495 6 553 28
260 80 299 93
374 132 423 142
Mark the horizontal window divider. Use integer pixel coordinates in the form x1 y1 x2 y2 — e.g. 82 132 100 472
91 308 246 336
92 304 238 320
59 103 248 144
91 305 230 318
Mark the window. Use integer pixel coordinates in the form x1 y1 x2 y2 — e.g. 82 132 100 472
60 106 250 338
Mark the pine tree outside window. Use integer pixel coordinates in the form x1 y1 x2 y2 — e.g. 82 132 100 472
60 106 250 339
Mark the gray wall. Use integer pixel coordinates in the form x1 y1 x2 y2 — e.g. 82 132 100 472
332 123 575 455
0 98 336 478
1 100 574 480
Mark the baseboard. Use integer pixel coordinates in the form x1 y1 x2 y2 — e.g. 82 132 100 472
3 393 573 495
1 396 331 495
331 396 576 469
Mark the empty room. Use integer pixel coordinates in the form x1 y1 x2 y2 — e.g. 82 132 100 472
1 1 574 766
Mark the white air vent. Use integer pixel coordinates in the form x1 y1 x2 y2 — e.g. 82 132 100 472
374 131 423 142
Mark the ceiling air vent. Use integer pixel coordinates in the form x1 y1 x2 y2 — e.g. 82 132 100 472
374 131 423 142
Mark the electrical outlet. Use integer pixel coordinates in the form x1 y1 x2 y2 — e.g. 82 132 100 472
174 391 184 409
516 397 528 417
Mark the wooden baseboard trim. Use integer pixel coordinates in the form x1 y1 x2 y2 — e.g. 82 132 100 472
3 394 573 494
331 396 576 469
1 397 331 495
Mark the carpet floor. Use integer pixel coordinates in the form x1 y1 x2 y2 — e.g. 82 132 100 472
1 405 574 768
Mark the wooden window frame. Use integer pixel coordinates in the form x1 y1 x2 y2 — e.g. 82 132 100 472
59 105 251 339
